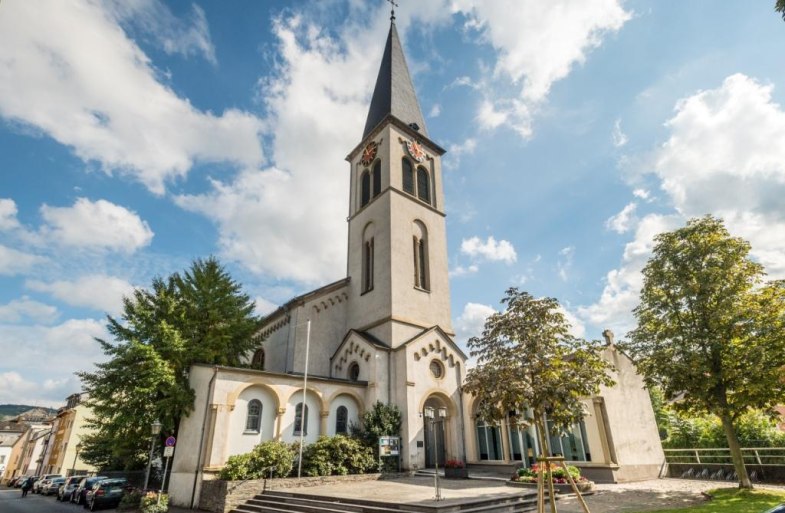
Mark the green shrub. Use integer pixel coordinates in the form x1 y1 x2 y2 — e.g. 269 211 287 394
140 491 168 513
218 440 296 480
118 488 144 510
516 463 585 484
351 401 402 448
301 435 377 477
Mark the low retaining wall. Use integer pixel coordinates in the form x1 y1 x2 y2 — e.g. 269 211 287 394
667 463 785 484
200 473 408 513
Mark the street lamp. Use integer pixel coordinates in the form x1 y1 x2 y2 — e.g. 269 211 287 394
70 442 83 477
296 320 311 479
424 406 447 501
143 420 162 490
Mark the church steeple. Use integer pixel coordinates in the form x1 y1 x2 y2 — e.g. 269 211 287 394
362 21 428 139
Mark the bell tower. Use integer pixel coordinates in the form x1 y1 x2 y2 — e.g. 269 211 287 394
345 19 453 347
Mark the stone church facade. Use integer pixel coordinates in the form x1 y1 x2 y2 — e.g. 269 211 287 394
169 20 664 508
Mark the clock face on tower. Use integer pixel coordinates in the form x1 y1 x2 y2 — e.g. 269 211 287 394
406 140 426 163
360 141 378 166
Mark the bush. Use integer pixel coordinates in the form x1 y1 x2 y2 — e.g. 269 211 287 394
516 464 585 484
140 491 168 513
218 440 296 480
118 488 144 510
351 401 402 448
300 436 377 477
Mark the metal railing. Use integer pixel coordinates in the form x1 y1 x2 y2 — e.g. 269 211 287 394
664 447 785 466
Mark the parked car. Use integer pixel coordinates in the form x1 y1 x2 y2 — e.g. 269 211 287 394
72 476 107 506
86 478 128 511
42 477 66 496
33 473 61 493
58 475 83 501
763 505 785 513
14 475 32 488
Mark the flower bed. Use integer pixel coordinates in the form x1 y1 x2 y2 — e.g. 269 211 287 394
509 464 594 494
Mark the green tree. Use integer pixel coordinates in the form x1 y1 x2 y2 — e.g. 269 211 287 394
777 0 785 20
626 216 785 488
462 288 615 458
78 258 259 470
351 401 402 448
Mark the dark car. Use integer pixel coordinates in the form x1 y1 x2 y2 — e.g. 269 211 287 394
58 475 83 501
86 478 128 511
763 505 785 513
71 476 107 505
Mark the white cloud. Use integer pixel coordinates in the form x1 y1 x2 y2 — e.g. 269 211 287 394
454 302 496 348
0 0 263 194
39 198 153 253
0 199 20 231
445 138 477 169
612 118 628 147
449 264 479 278
557 245 575 281
26 274 135 316
453 0 631 138
0 244 46 276
429 104 442 118
0 297 59 325
632 188 650 200
253 296 278 317
605 202 638 234
559 305 586 339
461 236 517 264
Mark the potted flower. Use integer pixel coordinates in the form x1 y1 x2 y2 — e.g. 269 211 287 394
509 464 594 493
443 459 468 479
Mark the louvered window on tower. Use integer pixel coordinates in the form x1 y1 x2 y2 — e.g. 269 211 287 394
402 158 414 194
417 167 431 204
361 171 371 207
363 238 374 293
372 160 382 198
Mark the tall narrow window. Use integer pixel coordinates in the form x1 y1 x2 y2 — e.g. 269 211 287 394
245 399 262 433
361 171 371 207
336 406 348 434
251 349 265 370
412 221 429 290
372 160 382 198
362 238 374 293
294 402 308 435
418 238 428 289
416 167 431 204
402 158 414 194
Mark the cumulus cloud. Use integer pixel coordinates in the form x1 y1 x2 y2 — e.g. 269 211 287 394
0 297 59 325
0 244 47 276
632 188 650 201
449 264 479 278
453 0 631 138
0 0 263 194
0 199 20 231
612 118 628 147
39 198 153 253
253 296 278 317
559 305 586 339
27 274 135 316
605 202 638 234
454 302 496 348
461 236 517 264
557 246 575 281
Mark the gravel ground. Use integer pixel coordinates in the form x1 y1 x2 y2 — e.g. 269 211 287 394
558 478 785 513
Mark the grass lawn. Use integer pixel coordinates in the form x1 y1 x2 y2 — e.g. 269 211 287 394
633 488 785 513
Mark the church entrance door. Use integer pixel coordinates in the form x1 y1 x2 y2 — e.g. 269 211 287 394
423 397 447 468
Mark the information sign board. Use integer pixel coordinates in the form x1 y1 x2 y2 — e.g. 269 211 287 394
378 436 400 456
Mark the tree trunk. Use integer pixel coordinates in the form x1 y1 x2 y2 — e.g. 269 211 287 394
719 412 752 488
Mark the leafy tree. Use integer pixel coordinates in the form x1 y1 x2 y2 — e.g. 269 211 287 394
626 216 785 488
351 401 402 448
462 288 615 458
78 258 259 470
777 0 785 20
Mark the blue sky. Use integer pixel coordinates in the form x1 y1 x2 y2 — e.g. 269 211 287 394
1 1 785 407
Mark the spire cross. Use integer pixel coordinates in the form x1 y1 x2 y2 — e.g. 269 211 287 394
386 0 399 21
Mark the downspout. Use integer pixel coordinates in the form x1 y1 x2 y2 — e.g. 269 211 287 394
190 366 218 510
456 364 467 462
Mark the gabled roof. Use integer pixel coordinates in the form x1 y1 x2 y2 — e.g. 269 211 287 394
362 21 428 140
399 325 469 361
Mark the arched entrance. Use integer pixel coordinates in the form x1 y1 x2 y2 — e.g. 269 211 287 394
422 396 448 468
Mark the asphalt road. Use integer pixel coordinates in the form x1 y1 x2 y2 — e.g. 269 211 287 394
0 487 119 513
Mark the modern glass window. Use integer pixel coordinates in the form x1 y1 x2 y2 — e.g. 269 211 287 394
251 349 265 370
336 406 348 434
476 419 502 460
245 399 262 433
402 158 414 194
294 402 308 435
416 167 431 204
362 238 374 293
361 170 371 207
545 417 590 462
372 160 382 198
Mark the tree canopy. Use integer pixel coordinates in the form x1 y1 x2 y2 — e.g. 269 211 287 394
777 0 785 20
78 257 259 470
626 216 785 488
462 288 615 457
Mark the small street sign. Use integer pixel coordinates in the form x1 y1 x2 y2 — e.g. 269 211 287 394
165 436 176 447
163 446 174 458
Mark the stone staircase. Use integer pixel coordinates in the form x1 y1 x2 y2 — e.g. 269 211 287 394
230 489 539 513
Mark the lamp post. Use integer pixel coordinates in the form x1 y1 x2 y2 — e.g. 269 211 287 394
297 319 311 479
70 442 83 477
144 420 162 490
424 406 447 501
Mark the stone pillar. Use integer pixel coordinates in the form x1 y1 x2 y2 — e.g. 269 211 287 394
320 411 330 436
275 408 286 441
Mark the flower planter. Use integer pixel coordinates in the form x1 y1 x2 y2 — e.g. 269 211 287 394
444 467 469 479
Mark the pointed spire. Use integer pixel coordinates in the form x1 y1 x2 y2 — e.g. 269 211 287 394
362 21 428 139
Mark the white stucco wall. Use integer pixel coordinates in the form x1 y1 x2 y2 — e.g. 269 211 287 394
325 394 361 436
228 385 278 456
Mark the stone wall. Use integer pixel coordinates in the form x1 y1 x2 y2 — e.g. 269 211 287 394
199 473 406 513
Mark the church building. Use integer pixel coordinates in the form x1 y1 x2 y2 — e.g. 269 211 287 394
169 18 664 508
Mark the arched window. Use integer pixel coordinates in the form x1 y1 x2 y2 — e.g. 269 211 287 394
402 158 414 195
361 170 371 207
412 221 429 290
372 160 382 198
363 239 374 292
336 406 348 434
245 399 262 433
348 362 360 381
416 167 431 204
251 349 265 370
294 402 308 435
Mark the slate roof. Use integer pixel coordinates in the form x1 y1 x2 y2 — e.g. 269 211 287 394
362 21 428 140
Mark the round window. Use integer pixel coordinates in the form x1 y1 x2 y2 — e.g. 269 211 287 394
348 362 360 381
429 360 443 379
